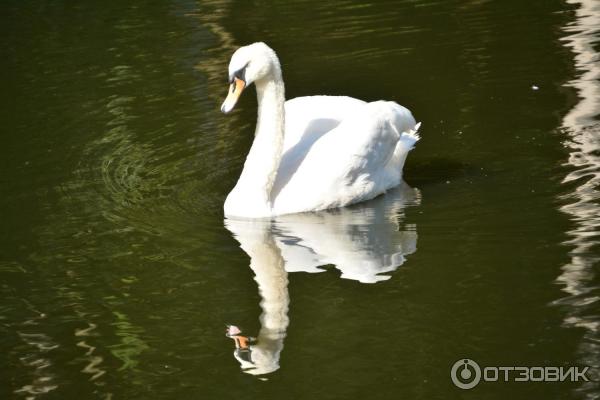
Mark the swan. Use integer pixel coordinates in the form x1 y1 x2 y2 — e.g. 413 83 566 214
221 42 420 218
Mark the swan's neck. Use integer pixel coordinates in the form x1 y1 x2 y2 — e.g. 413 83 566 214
234 76 285 215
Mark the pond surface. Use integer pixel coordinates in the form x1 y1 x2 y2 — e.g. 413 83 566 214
1 0 600 399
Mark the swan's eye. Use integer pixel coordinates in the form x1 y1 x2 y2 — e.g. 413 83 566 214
234 66 246 83
229 62 249 84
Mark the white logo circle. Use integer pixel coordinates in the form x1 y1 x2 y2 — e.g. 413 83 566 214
451 359 481 389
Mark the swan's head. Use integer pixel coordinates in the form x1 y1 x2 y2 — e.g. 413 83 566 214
221 42 281 113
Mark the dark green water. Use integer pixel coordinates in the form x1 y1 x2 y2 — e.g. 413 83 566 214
2 0 599 399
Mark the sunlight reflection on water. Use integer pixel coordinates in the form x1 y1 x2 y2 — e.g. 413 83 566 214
555 0 600 397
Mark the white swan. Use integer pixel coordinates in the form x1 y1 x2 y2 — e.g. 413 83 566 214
221 42 420 218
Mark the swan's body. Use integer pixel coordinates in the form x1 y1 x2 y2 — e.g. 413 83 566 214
221 43 420 218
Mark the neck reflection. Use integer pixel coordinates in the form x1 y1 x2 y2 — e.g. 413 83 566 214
224 181 419 376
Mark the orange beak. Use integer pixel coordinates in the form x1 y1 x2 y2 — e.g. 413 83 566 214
221 77 246 113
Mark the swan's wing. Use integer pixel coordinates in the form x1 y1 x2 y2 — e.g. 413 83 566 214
283 96 366 152
273 101 418 215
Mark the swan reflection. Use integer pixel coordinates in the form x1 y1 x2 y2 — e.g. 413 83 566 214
224 181 419 375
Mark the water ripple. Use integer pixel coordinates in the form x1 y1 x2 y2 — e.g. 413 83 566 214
555 0 600 397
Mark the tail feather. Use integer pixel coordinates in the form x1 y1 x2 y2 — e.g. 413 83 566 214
399 122 421 151
386 121 421 176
